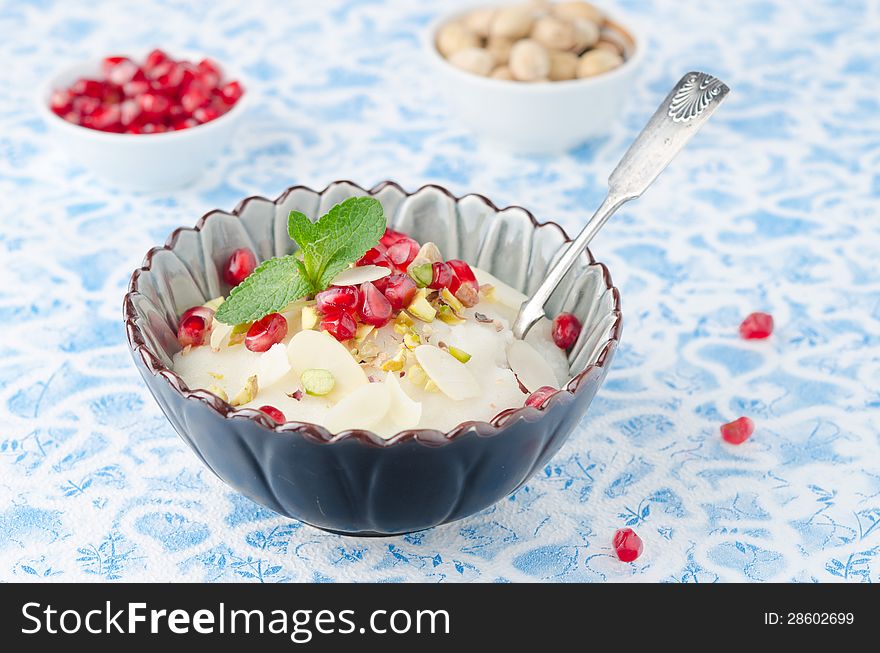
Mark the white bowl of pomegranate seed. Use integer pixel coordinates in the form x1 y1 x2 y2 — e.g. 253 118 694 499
125 181 622 535
37 48 249 192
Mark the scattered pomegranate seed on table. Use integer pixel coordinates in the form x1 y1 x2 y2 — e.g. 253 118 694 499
739 311 774 339
552 312 582 349
525 385 557 409
49 48 244 134
612 527 644 562
258 405 286 424
245 313 288 353
223 248 257 287
720 416 755 445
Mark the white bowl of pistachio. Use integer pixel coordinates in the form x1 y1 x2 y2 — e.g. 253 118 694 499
426 1 644 153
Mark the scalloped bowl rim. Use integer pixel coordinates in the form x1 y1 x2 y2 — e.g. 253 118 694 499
124 180 622 448
35 48 251 142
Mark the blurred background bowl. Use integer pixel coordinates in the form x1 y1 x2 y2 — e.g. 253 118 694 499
36 49 250 192
425 8 643 154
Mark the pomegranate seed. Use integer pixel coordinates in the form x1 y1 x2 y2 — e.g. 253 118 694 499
138 92 171 118
447 259 479 306
177 314 210 347
429 261 455 290
89 105 121 131
139 122 167 134
197 58 222 88
612 528 644 562
382 273 417 310
144 49 170 73
552 313 582 349
180 305 215 324
71 78 104 98
356 246 391 269
49 89 73 115
218 80 243 104
380 228 411 249
386 238 420 270
321 311 357 341
525 386 556 409
173 117 199 130
259 405 286 424
72 96 101 116
720 416 755 445
181 84 210 113
447 259 477 287
245 313 288 353
357 281 393 327
119 99 141 126
192 105 220 123
739 312 774 339
317 286 359 314
223 248 257 287
103 57 139 85
122 78 151 97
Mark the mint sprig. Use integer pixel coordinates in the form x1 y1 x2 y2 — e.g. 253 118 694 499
215 196 385 325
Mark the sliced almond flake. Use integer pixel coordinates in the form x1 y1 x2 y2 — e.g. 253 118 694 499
506 339 559 393
324 382 391 433
257 343 291 389
287 329 368 399
473 267 527 311
414 345 480 400
330 265 391 286
386 373 422 430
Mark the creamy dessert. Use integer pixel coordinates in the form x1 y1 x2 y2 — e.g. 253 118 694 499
172 197 583 437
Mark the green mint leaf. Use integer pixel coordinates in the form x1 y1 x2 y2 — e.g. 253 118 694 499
287 196 385 291
214 255 313 325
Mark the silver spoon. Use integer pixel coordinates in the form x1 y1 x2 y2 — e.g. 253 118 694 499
512 71 731 340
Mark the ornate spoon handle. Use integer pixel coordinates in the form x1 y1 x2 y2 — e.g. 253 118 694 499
512 71 731 340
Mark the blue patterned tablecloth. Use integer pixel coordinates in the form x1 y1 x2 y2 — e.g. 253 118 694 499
1 0 878 582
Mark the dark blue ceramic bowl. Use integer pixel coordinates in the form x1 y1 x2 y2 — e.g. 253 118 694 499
124 181 621 535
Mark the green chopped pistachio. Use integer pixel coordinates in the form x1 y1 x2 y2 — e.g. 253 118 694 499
408 262 434 288
408 289 436 322
380 348 407 372
355 323 375 342
395 311 414 327
301 305 319 330
407 364 428 387
301 369 335 396
228 321 252 346
208 384 228 402
447 345 472 363
403 331 421 350
437 304 464 325
440 287 464 314
230 375 258 406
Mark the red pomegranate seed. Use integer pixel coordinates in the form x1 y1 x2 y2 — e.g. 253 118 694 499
197 58 222 88
552 313 582 349
321 311 357 341
139 122 168 134
382 273 417 310
316 286 360 314
613 528 644 562
245 313 288 353
447 259 479 306
119 99 141 126
259 405 286 424
144 49 170 73
173 117 199 130
103 57 139 85
180 305 215 324
192 105 220 123
720 416 755 445
72 96 101 116
181 84 210 113
71 78 104 98
223 248 257 287
218 80 243 104
89 105 121 131
525 386 557 409
177 314 210 347
380 227 411 249
739 312 774 340
357 281 393 327
356 246 391 269
447 259 477 287
49 89 73 115
386 238 420 270
429 261 455 290
138 92 171 118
